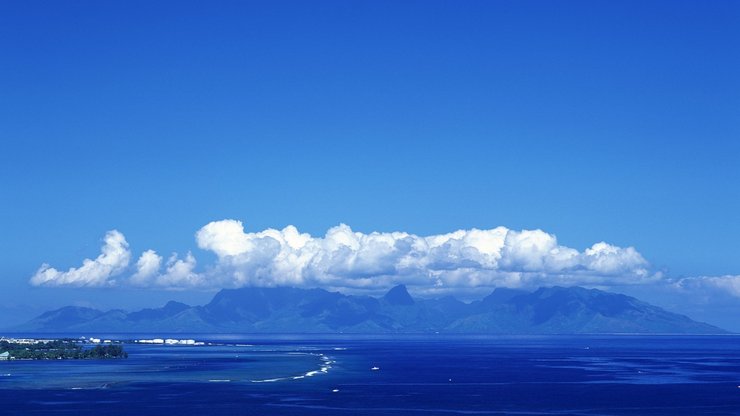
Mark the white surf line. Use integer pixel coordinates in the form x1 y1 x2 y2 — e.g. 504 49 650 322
251 352 334 383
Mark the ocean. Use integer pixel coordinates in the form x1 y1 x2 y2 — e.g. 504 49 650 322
1 334 739 415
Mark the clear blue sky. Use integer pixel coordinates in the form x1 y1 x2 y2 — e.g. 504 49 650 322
1 1 739 327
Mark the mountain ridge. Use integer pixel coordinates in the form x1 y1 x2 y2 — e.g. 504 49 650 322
10 285 728 334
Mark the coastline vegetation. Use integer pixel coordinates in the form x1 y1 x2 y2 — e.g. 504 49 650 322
0 339 127 360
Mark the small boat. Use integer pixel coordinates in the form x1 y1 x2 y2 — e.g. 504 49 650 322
371 366 380 371
332 389 339 393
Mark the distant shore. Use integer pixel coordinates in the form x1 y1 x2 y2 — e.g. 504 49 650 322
0 337 127 360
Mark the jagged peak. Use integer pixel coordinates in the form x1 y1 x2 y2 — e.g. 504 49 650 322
14 285 727 334
382 284 415 306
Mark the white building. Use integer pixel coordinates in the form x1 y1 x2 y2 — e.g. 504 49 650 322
0 351 10 360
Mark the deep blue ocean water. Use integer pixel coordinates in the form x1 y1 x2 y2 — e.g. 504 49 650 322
1 335 739 415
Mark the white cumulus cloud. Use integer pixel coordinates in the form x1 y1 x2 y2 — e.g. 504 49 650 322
193 219 652 291
29 230 131 287
157 252 202 287
129 250 202 288
129 249 163 286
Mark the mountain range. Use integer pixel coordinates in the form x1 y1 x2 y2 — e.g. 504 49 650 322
10 285 727 334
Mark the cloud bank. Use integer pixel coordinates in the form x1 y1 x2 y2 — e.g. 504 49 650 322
30 220 658 292
192 220 652 291
676 275 740 298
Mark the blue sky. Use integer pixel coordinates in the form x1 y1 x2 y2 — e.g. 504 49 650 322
1 1 739 328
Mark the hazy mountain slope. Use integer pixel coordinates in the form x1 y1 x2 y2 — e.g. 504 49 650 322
11 285 727 334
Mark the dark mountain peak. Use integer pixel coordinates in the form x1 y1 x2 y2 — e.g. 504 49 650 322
383 284 415 306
